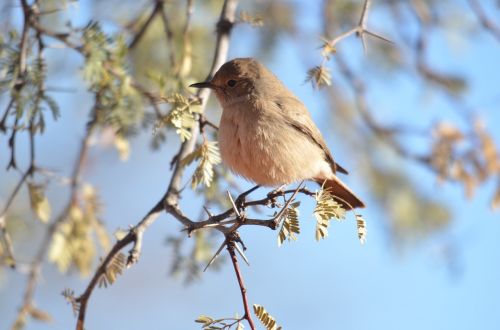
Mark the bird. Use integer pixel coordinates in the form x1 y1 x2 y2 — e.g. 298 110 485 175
190 58 364 209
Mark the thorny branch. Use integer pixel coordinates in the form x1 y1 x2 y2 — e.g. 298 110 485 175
227 234 257 330
74 0 239 329
128 0 177 68
322 0 500 204
468 0 500 43
325 0 391 53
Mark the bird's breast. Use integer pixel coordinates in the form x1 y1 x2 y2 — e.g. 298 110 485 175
218 103 332 186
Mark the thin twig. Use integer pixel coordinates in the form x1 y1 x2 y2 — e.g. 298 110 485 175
128 2 160 49
468 0 500 43
226 235 256 330
157 0 177 67
327 0 391 52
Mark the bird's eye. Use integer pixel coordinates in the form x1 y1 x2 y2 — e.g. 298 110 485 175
227 79 237 87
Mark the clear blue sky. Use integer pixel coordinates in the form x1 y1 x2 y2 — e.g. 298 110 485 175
1 1 499 329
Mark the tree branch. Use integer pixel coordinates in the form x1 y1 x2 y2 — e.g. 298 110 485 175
326 0 391 53
128 1 161 49
227 234 256 330
468 0 500 43
74 1 239 329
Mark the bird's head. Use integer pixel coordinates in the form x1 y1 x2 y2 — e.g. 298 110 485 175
190 58 277 107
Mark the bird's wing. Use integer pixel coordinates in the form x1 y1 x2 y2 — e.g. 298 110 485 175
272 95 348 175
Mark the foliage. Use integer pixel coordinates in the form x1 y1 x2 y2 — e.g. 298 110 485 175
314 188 346 241
1 0 500 329
195 314 245 330
181 140 222 189
27 183 51 223
81 23 143 135
277 201 301 246
305 65 332 89
253 304 282 330
48 185 110 277
154 93 202 142
97 252 126 288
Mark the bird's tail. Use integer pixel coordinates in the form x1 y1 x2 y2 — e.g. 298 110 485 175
316 176 365 209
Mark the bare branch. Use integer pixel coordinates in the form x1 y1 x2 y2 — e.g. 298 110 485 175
128 2 160 49
327 0 392 53
468 0 500 43
226 234 256 330
158 0 177 67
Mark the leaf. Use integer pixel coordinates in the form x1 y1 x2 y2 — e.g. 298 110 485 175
98 252 126 288
253 304 281 330
48 186 108 277
158 92 202 142
195 315 214 325
305 65 331 89
313 188 345 241
180 146 203 168
319 37 336 59
277 201 300 246
356 214 367 245
42 94 60 120
28 307 52 323
28 183 51 223
114 228 129 240
188 141 222 189
239 11 264 27
114 134 130 161
62 289 80 316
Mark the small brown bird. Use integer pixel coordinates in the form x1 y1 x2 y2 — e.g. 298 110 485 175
190 58 364 209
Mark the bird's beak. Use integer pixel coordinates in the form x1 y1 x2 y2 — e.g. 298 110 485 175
189 81 214 89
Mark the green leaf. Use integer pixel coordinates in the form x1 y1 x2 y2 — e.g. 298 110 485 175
156 93 202 142
195 315 214 325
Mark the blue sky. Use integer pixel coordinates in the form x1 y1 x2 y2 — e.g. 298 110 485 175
1 0 500 329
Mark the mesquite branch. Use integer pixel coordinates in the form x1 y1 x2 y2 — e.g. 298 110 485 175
74 0 239 329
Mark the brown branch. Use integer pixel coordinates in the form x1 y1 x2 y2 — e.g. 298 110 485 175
157 0 177 68
226 234 256 330
74 1 239 329
0 98 15 132
326 0 391 53
128 1 160 49
334 52 429 165
468 0 500 43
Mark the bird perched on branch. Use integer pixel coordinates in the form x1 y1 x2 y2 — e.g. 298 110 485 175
190 58 364 209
